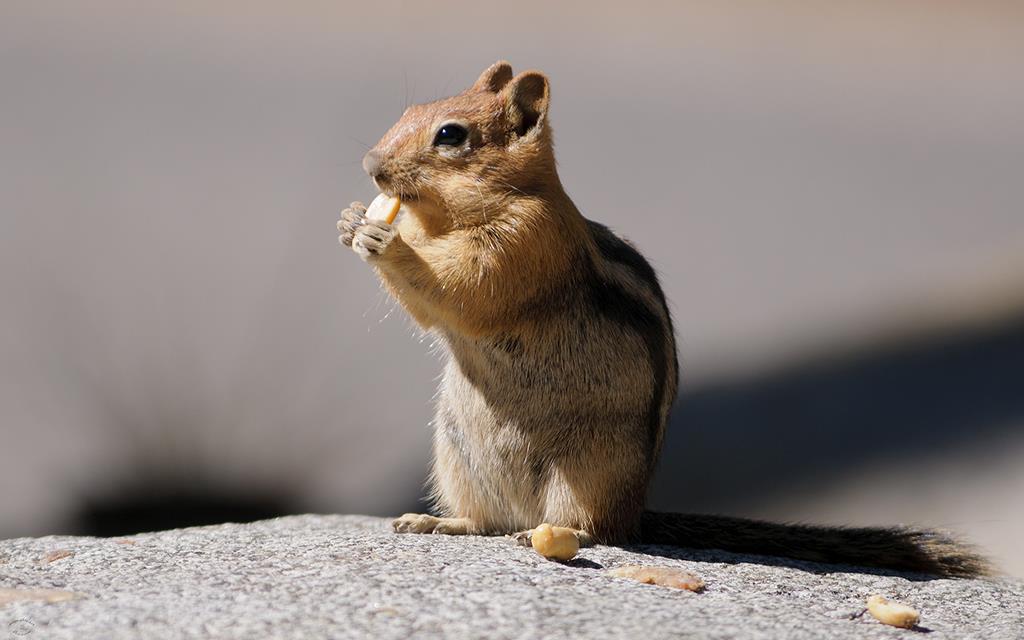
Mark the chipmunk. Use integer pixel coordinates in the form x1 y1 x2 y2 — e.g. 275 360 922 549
337 61 988 577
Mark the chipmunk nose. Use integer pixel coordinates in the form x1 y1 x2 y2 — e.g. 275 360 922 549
362 150 384 179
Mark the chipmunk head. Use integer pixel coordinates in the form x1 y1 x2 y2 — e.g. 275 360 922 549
362 61 555 227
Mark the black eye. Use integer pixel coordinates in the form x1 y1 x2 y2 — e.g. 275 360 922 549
433 123 468 147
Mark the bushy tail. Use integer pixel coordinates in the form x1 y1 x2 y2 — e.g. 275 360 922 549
640 511 990 578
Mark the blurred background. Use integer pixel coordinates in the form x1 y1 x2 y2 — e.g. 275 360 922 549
2 1 1022 574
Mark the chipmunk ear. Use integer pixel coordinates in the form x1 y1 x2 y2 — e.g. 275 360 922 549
472 60 514 93
500 71 550 138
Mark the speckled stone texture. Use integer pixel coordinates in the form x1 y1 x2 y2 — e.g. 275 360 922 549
0 515 1021 639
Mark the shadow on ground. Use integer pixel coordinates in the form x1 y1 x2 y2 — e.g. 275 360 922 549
621 542 940 581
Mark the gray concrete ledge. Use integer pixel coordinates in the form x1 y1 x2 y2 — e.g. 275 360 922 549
0 515 1021 639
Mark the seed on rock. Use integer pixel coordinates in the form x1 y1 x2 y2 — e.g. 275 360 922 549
866 595 920 629
608 565 705 592
531 523 580 561
42 549 75 564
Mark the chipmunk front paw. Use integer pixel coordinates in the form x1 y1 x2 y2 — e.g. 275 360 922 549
338 201 398 260
352 219 397 261
337 201 367 248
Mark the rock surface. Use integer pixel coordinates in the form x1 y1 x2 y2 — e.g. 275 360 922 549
0 515 1021 639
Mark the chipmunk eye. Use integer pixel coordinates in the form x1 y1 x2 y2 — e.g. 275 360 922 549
433 123 468 147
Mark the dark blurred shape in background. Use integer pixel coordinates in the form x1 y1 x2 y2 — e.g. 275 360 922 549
1 2 1022 573
652 308 1024 513
75 490 296 538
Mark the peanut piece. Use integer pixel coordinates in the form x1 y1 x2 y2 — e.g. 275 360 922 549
365 193 402 224
866 595 920 629
609 565 705 592
531 523 580 561
0 588 78 605
42 549 74 564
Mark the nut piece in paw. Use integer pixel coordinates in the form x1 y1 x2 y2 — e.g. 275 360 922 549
531 523 579 561
866 595 920 629
365 193 402 224
609 565 705 592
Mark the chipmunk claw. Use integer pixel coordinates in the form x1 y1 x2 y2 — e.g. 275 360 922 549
510 529 535 547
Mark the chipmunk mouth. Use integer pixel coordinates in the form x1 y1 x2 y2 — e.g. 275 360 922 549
373 178 419 202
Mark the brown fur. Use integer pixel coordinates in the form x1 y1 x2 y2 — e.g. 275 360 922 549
338 62 990 577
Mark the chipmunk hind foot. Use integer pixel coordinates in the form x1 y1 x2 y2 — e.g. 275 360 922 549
392 513 477 535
